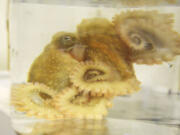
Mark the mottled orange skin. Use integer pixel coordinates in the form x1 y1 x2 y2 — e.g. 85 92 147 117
84 35 134 78
28 32 79 91
23 18 141 120
113 11 180 65
77 18 135 79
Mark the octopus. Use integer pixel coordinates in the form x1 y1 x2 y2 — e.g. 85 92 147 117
77 18 134 78
70 61 140 97
27 32 81 91
76 18 140 96
53 87 112 119
11 83 63 120
11 10 180 120
113 10 180 64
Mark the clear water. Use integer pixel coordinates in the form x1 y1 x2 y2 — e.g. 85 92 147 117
9 0 180 134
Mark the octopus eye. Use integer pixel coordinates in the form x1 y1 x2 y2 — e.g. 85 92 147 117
63 35 73 42
60 35 77 48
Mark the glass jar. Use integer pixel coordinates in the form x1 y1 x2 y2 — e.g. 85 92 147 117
8 0 180 134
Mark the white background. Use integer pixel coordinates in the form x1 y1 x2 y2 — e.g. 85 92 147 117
0 0 8 71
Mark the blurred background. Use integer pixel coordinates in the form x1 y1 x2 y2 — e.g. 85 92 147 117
0 1 15 135
0 0 8 71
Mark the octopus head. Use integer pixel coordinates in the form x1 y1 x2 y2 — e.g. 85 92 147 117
52 32 79 51
52 32 87 61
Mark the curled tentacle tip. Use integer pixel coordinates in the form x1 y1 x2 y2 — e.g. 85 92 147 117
11 83 63 120
52 87 111 119
113 10 180 64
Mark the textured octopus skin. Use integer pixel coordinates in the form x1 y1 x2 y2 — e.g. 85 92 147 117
113 10 180 64
28 32 79 91
77 18 135 79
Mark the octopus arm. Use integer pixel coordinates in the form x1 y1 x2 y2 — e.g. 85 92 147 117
53 87 111 119
113 10 180 64
70 61 140 97
11 83 63 120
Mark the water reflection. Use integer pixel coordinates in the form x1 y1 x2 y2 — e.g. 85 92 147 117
16 119 108 135
108 87 180 124
15 118 180 135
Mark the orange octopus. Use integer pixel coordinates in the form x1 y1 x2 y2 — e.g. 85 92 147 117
11 10 180 120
